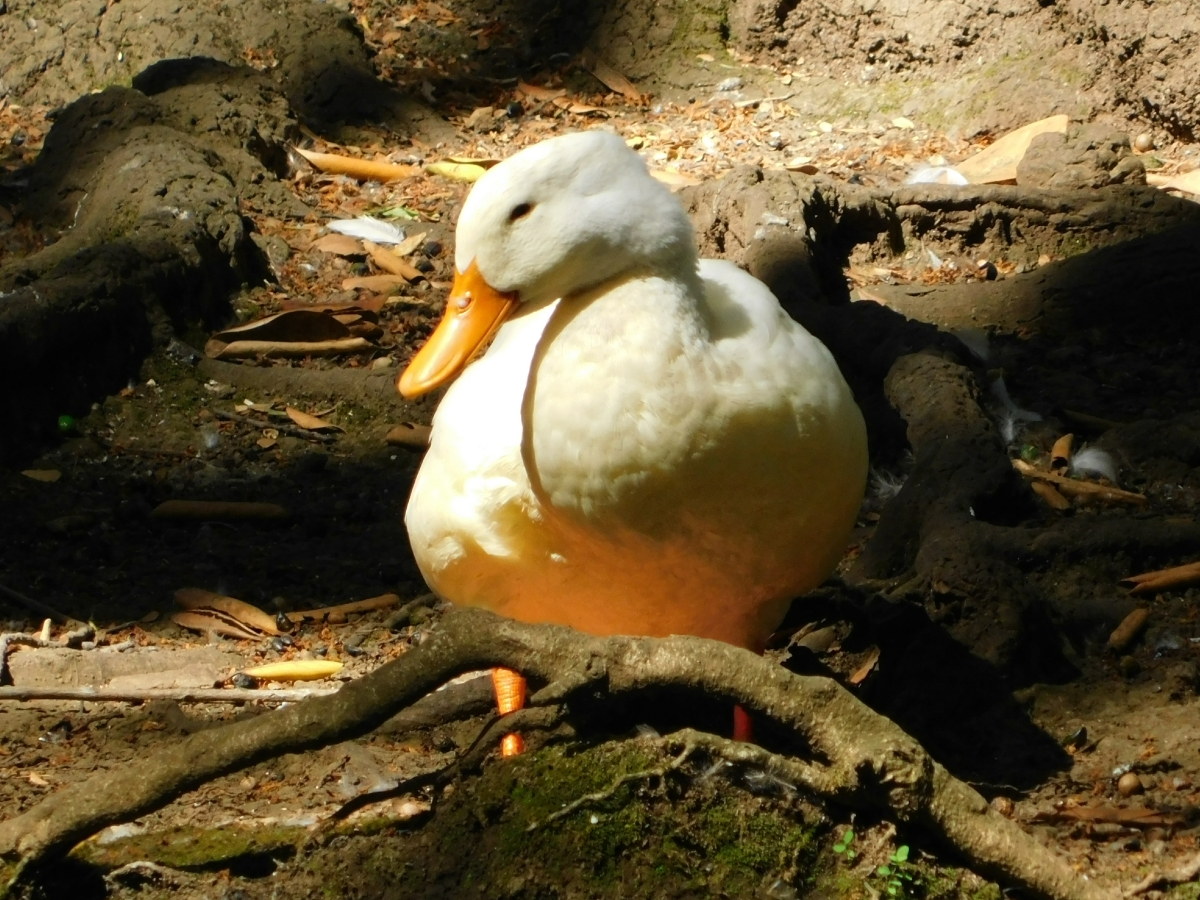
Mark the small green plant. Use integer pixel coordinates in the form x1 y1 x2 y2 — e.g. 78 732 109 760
832 829 856 861
876 845 919 897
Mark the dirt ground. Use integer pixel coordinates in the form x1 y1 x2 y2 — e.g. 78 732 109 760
2 0 1200 896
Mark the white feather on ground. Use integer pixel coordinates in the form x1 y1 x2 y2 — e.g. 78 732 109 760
1070 446 1119 483
326 216 405 244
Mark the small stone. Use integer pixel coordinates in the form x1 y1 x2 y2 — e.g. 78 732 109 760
423 240 442 257
715 77 743 92
371 356 394 370
416 258 434 273
506 101 524 118
1133 132 1154 152
1117 772 1142 797
989 796 1015 817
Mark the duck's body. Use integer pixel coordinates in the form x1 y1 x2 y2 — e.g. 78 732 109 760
401 132 867 653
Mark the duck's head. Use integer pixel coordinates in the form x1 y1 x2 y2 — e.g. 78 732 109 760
398 131 697 399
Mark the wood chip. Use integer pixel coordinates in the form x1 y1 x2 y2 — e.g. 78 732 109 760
1120 560 1200 595
385 422 432 450
206 337 372 359
289 593 402 623
1108 607 1150 652
1030 480 1071 510
392 231 429 257
293 147 419 182
363 240 425 281
150 500 289 521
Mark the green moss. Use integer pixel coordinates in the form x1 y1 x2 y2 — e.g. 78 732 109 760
1168 883 1200 900
72 823 305 871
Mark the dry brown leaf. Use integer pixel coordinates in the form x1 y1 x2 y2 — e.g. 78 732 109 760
848 646 880 685
955 115 1069 184
289 592 402 622
445 155 501 168
1011 459 1146 505
21 469 61 483
650 169 702 190
172 610 263 641
285 406 344 432
150 500 289 521
174 588 281 636
386 422 432 450
581 52 642 102
1035 804 1179 827
343 275 409 293
310 234 365 256
784 162 819 175
206 337 372 359
1156 169 1200 195
28 773 50 787
212 310 351 345
516 81 567 102
293 147 419 182
256 437 278 450
363 241 425 281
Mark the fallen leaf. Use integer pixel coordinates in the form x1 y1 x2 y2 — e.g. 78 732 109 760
205 337 373 359
891 117 915 129
21 469 61 483
311 233 365 256
243 660 344 681
1035 804 1180 827
280 296 386 315
342 275 409 293
150 500 289 521
1121 560 1200 595
649 169 702 190
581 52 642 102
784 161 819 175
445 155 501 168
1151 168 1200 196
285 406 345 432
256 437 278 450
516 81 567 102
212 310 351 345
172 610 263 641
1108 607 1150 652
849 646 880 685
28 773 50 787
426 161 488 182
293 147 419 182
175 587 281 636
955 114 1069 184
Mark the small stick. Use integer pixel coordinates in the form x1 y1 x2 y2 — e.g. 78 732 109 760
1108 608 1150 653
1126 849 1200 896
214 410 336 443
1120 560 1200 595
0 583 70 625
0 686 337 704
289 593 402 623
1011 459 1146 505
150 500 290 522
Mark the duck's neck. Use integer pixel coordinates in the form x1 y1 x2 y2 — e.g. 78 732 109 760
519 265 712 524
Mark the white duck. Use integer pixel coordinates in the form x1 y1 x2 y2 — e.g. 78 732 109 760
399 131 867 751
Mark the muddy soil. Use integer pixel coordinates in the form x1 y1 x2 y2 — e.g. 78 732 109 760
2 0 1200 896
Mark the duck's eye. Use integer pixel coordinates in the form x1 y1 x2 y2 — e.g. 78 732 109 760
508 202 534 222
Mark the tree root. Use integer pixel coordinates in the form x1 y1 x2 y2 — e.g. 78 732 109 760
0 608 1110 900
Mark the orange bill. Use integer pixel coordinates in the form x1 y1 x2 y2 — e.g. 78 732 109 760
397 260 518 399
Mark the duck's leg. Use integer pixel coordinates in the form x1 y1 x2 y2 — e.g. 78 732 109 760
733 704 754 743
491 667 528 757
